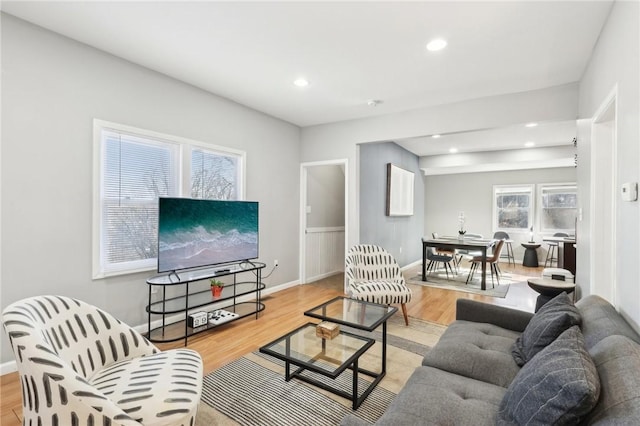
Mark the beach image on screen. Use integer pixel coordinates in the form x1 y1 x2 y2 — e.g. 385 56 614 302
158 198 258 272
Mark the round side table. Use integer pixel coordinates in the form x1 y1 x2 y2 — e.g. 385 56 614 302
527 277 576 312
521 242 541 267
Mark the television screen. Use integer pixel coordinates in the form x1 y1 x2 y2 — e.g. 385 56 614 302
158 198 259 273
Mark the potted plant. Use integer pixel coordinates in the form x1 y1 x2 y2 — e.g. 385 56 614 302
210 279 224 297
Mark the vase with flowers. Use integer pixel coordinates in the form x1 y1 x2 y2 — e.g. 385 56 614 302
210 279 224 297
458 212 466 240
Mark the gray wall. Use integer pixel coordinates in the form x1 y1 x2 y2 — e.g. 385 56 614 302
1 15 300 364
306 165 345 227
425 167 577 260
577 1 639 327
359 142 424 266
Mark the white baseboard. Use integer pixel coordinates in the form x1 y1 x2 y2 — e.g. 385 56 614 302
1 361 16 376
401 259 422 271
305 270 343 283
1 279 302 377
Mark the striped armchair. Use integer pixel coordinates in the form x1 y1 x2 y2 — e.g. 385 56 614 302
345 245 412 325
2 295 202 426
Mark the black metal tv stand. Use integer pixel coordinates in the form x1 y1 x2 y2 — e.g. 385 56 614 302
146 261 266 345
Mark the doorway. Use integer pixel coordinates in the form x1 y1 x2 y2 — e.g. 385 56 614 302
299 160 348 285
590 87 617 304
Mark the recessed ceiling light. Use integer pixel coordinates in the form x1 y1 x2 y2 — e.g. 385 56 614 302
525 141 536 148
432 134 441 139
426 39 447 52
449 147 458 154
367 99 383 107
293 78 309 87
525 122 538 128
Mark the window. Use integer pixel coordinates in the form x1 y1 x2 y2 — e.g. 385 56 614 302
493 185 534 231
93 120 245 278
539 184 577 232
191 148 239 200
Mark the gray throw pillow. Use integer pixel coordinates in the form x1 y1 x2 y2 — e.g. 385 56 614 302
498 326 600 425
511 292 581 366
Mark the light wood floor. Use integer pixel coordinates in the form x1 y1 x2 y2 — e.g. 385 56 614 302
0 261 541 425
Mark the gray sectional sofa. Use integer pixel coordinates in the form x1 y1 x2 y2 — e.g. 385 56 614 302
341 294 640 425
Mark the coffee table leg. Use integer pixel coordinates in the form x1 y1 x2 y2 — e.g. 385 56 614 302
382 321 387 374
284 360 291 380
352 358 359 409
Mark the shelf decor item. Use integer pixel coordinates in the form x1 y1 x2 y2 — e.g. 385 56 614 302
458 212 466 240
210 279 224 297
315 321 340 339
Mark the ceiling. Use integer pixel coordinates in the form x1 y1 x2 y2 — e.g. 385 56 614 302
396 119 578 157
2 1 612 132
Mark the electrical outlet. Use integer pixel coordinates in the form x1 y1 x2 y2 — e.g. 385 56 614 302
274 259 279 267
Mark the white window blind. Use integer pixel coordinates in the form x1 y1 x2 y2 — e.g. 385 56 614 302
99 130 179 275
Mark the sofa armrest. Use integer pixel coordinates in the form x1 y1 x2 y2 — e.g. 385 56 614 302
456 299 534 332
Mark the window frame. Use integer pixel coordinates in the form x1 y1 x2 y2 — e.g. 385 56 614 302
492 184 535 234
92 119 246 279
537 182 577 235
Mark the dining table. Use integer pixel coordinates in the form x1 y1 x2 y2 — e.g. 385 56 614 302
421 236 497 291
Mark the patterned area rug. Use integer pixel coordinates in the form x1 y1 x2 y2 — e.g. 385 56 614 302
407 266 523 298
195 316 446 426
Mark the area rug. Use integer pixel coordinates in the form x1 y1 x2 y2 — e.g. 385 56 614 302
407 267 523 298
194 316 446 426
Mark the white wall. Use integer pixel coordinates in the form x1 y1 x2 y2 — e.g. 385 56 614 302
1 14 301 364
577 1 640 328
306 165 345 227
302 83 579 255
425 167 577 260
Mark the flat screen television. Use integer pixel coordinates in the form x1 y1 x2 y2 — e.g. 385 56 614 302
157 197 259 273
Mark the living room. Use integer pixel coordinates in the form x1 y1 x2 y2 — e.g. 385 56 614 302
1 1 639 425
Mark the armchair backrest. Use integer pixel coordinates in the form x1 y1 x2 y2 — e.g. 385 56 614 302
3 295 158 380
345 245 404 283
3 295 159 425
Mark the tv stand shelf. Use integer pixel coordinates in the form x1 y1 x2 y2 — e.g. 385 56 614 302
146 261 266 345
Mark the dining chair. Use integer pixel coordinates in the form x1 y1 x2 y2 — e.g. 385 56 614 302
426 247 456 279
466 239 505 288
544 232 569 267
432 232 458 272
493 231 515 265
455 233 484 265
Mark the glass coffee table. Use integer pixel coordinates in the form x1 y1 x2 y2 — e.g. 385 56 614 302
259 296 397 409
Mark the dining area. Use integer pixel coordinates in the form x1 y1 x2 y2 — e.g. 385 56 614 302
421 235 499 290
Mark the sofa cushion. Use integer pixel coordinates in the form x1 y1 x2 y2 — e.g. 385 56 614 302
366 366 506 426
422 321 521 387
511 292 581 366
582 335 640 424
576 295 640 350
498 326 600 425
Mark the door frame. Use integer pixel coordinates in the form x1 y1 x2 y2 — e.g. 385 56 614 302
589 84 618 304
299 159 349 285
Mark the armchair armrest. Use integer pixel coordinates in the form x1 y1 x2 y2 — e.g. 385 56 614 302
456 299 534 332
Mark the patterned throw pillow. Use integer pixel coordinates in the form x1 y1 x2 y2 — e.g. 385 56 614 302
511 292 581 366
498 326 600 425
